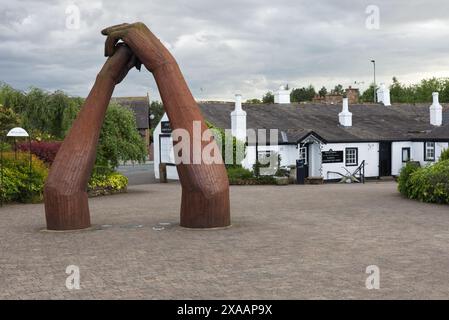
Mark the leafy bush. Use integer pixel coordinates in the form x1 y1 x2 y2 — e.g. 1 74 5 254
227 166 253 183
206 121 246 168
17 141 61 164
0 152 48 203
227 165 278 185
88 170 128 196
398 159 449 204
397 161 421 197
440 148 449 162
406 160 449 204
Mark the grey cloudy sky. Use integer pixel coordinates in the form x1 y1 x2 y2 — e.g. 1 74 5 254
1 0 449 101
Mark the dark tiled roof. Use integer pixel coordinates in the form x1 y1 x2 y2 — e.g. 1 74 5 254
113 97 149 129
198 102 449 143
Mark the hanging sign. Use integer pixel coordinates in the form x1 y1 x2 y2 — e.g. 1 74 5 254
322 150 343 163
161 121 172 133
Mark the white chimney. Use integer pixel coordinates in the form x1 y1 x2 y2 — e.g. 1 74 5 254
274 85 291 104
339 98 352 127
430 92 443 126
231 94 247 142
376 83 391 106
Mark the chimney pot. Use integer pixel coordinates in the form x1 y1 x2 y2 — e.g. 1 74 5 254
339 98 352 127
430 92 443 126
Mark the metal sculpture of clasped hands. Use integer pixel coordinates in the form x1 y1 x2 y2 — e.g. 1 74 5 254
44 22 230 231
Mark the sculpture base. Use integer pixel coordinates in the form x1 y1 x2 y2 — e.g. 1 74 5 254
44 188 91 231
180 188 231 228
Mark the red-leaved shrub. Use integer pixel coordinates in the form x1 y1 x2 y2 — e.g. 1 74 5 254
17 141 62 165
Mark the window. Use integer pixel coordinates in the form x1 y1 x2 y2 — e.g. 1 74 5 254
402 147 411 162
298 144 308 164
345 148 358 166
424 142 435 161
160 135 175 164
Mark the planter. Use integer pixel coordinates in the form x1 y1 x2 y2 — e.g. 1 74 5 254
305 176 324 185
274 176 289 185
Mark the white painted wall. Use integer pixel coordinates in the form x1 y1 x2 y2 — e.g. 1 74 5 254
322 143 379 180
393 141 448 175
391 141 412 176
153 113 179 180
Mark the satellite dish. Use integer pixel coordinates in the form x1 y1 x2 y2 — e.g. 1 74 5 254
6 127 29 137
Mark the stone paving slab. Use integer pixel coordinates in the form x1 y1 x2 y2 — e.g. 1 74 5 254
1 181 449 299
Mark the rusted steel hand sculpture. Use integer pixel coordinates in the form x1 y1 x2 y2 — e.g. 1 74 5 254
102 22 230 228
44 23 230 230
44 45 139 230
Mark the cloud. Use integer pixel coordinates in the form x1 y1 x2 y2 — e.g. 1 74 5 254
1 0 449 101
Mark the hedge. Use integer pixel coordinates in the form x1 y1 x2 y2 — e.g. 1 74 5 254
17 141 61 164
398 159 449 204
0 152 48 203
0 151 128 203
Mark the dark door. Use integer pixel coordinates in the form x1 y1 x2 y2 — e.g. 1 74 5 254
379 142 392 176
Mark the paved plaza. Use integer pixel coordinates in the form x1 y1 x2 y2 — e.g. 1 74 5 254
1 181 449 299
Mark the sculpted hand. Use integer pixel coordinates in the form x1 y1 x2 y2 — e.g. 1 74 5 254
101 22 175 73
98 43 141 84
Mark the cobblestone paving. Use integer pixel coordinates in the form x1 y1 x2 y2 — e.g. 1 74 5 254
1 182 449 299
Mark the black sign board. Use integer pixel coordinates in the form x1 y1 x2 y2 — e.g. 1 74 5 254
161 121 172 133
322 150 343 163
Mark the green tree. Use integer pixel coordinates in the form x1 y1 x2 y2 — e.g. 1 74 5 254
360 83 377 103
262 91 274 104
318 86 327 97
245 98 262 104
290 85 316 102
150 101 164 131
332 84 344 95
0 85 82 139
0 104 21 137
96 103 147 169
0 84 26 113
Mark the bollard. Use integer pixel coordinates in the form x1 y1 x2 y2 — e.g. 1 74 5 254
159 163 167 183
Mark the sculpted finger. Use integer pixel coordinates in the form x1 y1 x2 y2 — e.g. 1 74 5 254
101 23 129 35
104 31 126 57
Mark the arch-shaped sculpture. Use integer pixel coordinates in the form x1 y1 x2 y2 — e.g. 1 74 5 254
44 23 230 230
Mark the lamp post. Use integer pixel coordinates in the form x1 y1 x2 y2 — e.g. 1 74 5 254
371 59 376 103
1 127 31 206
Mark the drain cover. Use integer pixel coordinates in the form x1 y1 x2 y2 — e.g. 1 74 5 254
158 222 171 226
120 224 144 229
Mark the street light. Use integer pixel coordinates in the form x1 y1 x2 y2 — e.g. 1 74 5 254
1 127 31 207
371 59 376 103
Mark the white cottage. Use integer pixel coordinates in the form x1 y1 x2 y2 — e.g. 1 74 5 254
153 90 449 181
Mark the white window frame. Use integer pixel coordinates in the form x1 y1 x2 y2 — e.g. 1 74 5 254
424 142 435 161
345 147 358 166
402 147 411 162
298 144 308 164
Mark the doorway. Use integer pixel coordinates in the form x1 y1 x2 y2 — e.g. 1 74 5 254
379 141 392 176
